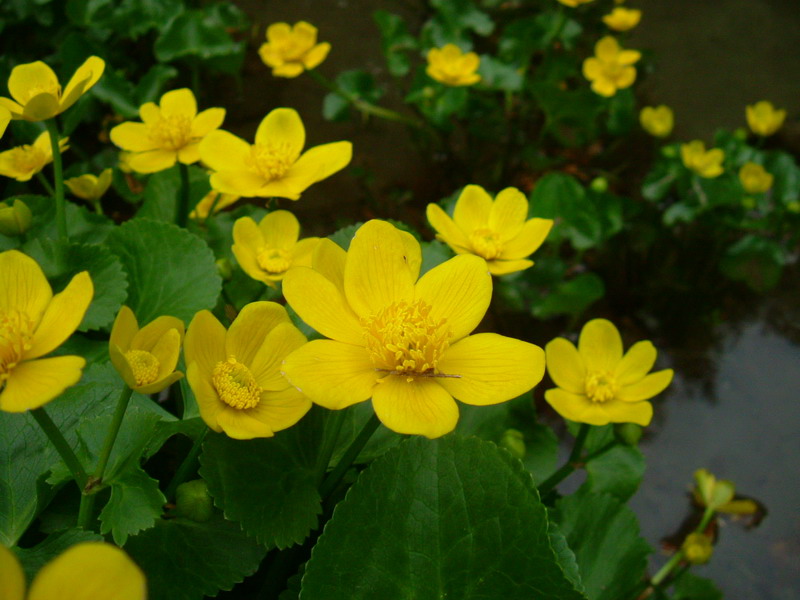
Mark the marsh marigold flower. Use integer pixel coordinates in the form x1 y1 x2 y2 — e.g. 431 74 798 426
199 108 352 200
426 44 481 87
189 190 240 220
746 101 786 136
109 306 184 394
110 88 225 174
0 250 93 413
184 302 310 439
681 141 724 178
0 131 68 182
0 56 104 122
739 162 773 194
259 22 331 78
544 319 673 426
0 541 145 600
640 105 674 138
602 7 642 31
557 0 594 7
232 210 320 287
426 185 553 276
693 468 759 515
583 36 641 97
281 221 545 438
0 199 32 236
65 168 112 204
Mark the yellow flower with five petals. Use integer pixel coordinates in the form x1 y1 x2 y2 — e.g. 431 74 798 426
0 131 68 182
199 108 352 200
258 22 331 78
109 306 184 394
426 44 481 87
602 7 642 31
738 162 773 194
184 302 311 439
0 250 93 413
640 105 674 138
681 140 724 178
232 210 320 287
582 36 641 97
426 185 553 276
0 56 104 122
65 168 112 204
544 319 673 426
746 100 786 137
281 221 546 438
109 88 225 174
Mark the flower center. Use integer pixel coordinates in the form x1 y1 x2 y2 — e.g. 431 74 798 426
212 357 262 410
21 82 61 104
362 300 451 382
149 115 193 151
277 37 312 61
124 349 160 387
247 143 294 181
585 371 619 403
257 247 292 274
0 310 34 388
469 228 503 260
10 145 46 175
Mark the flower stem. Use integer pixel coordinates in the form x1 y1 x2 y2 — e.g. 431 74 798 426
650 506 717 588
44 119 67 241
315 409 348 486
319 412 381 500
30 407 87 489
537 423 591 496
35 171 55 196
164 427 208 500
86 386 134 493
177 163 191 228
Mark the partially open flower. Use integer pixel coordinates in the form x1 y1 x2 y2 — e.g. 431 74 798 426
738 162 773 194
681 141 725 178
0 131 68 182
746 101 786 137
258 22 331 78
692 468 758 515
602 7 642 31
109 306 184 394
0 199 32 236
65 168 113 204
640 105 674 138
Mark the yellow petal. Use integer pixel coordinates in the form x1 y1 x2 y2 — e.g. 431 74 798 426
199 130 252 172
303 42 331 69
437 333 545 405
191 107 225 138
248 386 312 433
0 250 53 323
249 322 307 390
372 376 458 438
226 301 291 366
60 56 105 113
288 140 352 185
177 142 200 165
210 170 267 196
595 36 620 61
232 216 268 282
187 362 223 432
426 203 470 251
255 108 305 161
545 337 586 394
139 102 160 125
131 315 184 353
109 343 138 390
344 220 416 318
127 149 177 174
618 50 642 66
109 305 138 353
414 254 491 341
290 237 320 268
453 185 492 232
0 543 26 600
281 340 377 410
578 319 623 372
615 341 657 386
272 63 305 78
259 210 300 249
184 310 227 376
22 93 61 121
8 61 58 106
591 78 617 98
255 177 308 200
282 266 364 345
312 238 347 290
0 106 12 136
160 88 196 118
489 187 528 241
500 218 553 259
602 398 653 426
398 229 422 283
486 259 534 276
135 370 183 395
110 122 159 152
28 541 146 600
617 369 673 402
215 407 274 439
149 327 183 380
0 97 23 119
545 388 613 426
26 271 93 359
0 355 85 412
267 22 292 42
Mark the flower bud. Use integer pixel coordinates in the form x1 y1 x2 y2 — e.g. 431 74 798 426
0 199 32 236
615 422 643 446
788 201 800 213
661 145 678 158
175 479 213 522
590 177 608 193
682 532 713 564
499 428 526 459
733 127 748 141
216 258 233 281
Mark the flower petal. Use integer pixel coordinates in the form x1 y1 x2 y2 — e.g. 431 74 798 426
187 362 223 432
8 61 58 106
109 343 137 390
281 340 378 409
160 88 196 118
126 149 177 174
210 170 268 197
372 376 458 438
177 142 200 165
426 203 470 252
191 107 225 138
312 238 347 291
0 541 26 600
617 369 673 402
60 56 105 113
184 310 227 376
602 398 653 426
199 130 251 172
414 254 491 341
303 42 331 69
149 328 183 380
139 102 160 125
248 386 312 433
290 237 319 268
0 356 85 412
216 407 274 439
486 259 534 276
544 388 609 425
499 218 553 260
489 187 528 241
135 370 182 395
289 141 352 185
0 250 53 323
130 315 184 353
453 185 492 232
0 98 23 119
232 216 267 281
22 93 61 121
267 22 291 43
578 318 623 372
26 271 93 359
545 337 586 394
259 210 300 249
437 333 545 405
615 340 657 386
250 322 307 390
226 301 291 366
255 108 305 162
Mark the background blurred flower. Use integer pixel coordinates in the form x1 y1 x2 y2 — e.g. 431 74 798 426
738 162 773 194
65 168 112 204
426 44 481 87
640 105 674 137
602 7 642 31
746 100 786 136
557 0 595 7
189 190 239 220
681 140 725 178
583 36 641 97
0 131 67 181
0 199 32 236
259 22 331 78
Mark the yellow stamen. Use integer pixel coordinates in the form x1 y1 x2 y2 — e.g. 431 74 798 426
247 143 293 181
124 349 160 387
212 356 261 410
0 310 34 387
149 115 193 150
257 247 292 274
469 228 503 260
585 371 619 403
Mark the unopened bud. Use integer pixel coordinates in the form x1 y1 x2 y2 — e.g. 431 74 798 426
499 428 526 459
216 258 233 281
0 199 32 236
616 422 643 446
733 127 748 141
590 177 608 193
175 479 213 522
661 145 678 158
682 532 713 564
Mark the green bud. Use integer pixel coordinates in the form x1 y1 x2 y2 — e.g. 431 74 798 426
661 145 678 158
615 423 643 446
0 199 32 236
589 177 608 193
733 127 748 141
174 479 213 522
423 86 436 99
499 428 526 459
741 196 756 210
682 532 713 565
216 258 233 281
787 201 800 213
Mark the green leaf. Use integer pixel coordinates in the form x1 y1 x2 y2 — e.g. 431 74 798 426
135 64 179 104
672 573 723 600
92 67 140 119
373 10 417 77
99 467 166 545
300 435 586 600
642 159 680 202
104 218 222 323
137 164 211 222
765 151 800 206
323 70 383 122
124 515 267 600
606 89 635 136
19 195 115 244
329 222 362 250
22 238 128 331
529 173 603 250
429 0 494 37
154 8 244 63
479 55 523 91
581 445 645 502
554 492 651 600
720 234 784 292
531 272 605 319
420 239 452 275
14 529 103 580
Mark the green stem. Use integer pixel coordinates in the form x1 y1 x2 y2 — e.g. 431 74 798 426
315 409 348 486
44 119 67 241
87 387 134 492
177 163 190 228
537 423 591 495
651 506 717 587
319 413 381 499
35 171 55 196
31 408 87 488
164 428 208 501
76 492 96 531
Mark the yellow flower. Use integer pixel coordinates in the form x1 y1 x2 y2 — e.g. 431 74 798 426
199 108 352 200
544 319 673 426
0 199 32 237
109 88 225 174
557 0 594 6
602 7 642 31
108 306 185 394
258 22 331 78
65 168 112 203
0 106 10 138
746 100 786 136
426 44 481 87
682 533 713 565
692 468 758 515
0 250 93 413
640 105 674 138
582 36 641 97
681 140 725 178
189 190 240 220
232 210 320 287
0 56 104 122
0 541 146 600
184 302 310 439
426 185 553 276
281 221 546 438
738 162 773 194
0 131 68 182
